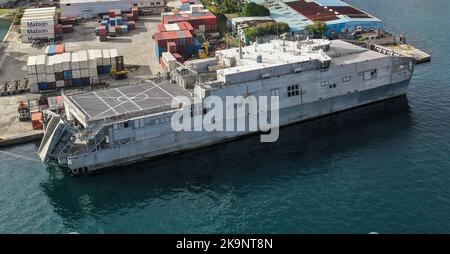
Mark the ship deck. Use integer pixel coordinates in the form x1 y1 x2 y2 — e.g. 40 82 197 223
66 79 193 122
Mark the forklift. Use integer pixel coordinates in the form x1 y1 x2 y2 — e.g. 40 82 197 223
110 55 129 80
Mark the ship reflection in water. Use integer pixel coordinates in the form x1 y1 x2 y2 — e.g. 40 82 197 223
40 96 412 230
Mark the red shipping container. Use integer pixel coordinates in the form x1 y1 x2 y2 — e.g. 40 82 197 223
99 25 108 36
154 30 194 48
108 9 116 18
115 26 122 34
167 41 177 53
32 112 43 130
56 44 65 54
128 21 136 30
172 53 184 63
62 24 74 33
54 24 63 33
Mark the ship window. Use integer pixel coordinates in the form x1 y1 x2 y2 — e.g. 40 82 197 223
329 84 337 89
287 85 300 97
342 76 352 82
124 122 129 128
363 69 377 80
321 81 330 87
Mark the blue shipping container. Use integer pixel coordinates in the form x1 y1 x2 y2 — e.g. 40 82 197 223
63 70 73 80
156 46 166 61
81 77 90 86
110 19 116 26
38 82 48 90
187 44 194 56
103 65 111 74
48 45 56 55
72 78 82 86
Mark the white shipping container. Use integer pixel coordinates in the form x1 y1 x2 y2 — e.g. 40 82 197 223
26 55 37 74
89 68 98 77
30 84 39 93
28 74 37 84
90 77 99 84
45 56 55 74
78 51 88 69
62 53 71 71
102 49 111 65
71 52 80 70
56 80 65 88
20 17 56 29
88 59 97 69
35 55 46 74
21 34 55 43
20 27 55 35
53 54 62 73
37 73 47 82
47 74 56 82
109 49 118 59
80 69 89 77
72 69 81 79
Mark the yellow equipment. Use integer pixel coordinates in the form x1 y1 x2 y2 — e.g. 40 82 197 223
198 41 210 59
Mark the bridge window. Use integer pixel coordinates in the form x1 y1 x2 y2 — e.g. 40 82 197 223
287 85 300 97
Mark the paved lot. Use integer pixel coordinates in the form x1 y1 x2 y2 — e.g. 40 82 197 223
0 14 164 85
0 6 178 139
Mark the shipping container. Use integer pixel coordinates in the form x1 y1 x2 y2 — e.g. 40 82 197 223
56 80 65 88
121 25 128 33
32 112 43 130
62 24 74 33
55 72 64 81
72 78 82 87
48 82 56 89
78 51 88 69
21 34 55 43
56 44 65 54
72 69 81 79
64 79 73 87
45 55 55 74
156 46 167 61
103 65 112 74
27 56 37 74
71 52 80 70
81 77 90 86
62 53 71 70
128 21 136 30
35 55 47 74
63 70 73 80
102 49 111 65
38 82 48 90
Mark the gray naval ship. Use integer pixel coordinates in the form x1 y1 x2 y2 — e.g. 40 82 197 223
38 38 414 175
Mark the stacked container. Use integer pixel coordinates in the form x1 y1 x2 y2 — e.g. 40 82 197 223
154 30 194 61
20 7 57 43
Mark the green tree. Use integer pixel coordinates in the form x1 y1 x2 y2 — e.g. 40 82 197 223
241 2 270 17
244 22 290 41
12 8 24 25
304 21 328 38
221 0 240 14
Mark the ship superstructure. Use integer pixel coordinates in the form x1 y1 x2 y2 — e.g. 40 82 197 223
39 39 414 174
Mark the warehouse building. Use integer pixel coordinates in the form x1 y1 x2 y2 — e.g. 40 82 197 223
20 7 58 43
250 0 384 36
60 0 166 18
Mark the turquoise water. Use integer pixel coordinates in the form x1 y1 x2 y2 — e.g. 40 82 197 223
1 0 450 233
0 20 10 40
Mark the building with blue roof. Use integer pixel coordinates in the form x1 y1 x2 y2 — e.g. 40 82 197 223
249 0 384 36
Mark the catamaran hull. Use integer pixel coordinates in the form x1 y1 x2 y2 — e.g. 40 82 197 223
66 79 410 175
